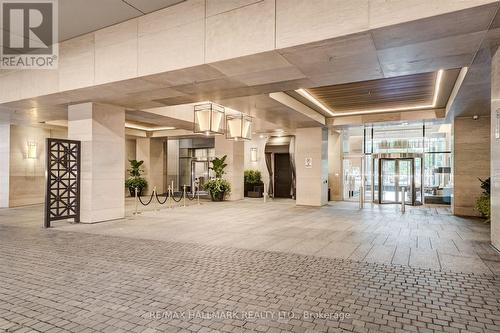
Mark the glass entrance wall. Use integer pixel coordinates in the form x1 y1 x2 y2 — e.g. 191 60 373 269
341 120 452 205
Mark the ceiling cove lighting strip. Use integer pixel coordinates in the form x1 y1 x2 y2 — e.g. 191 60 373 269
125 122 175 131
296 88 336 116
296 69 445 117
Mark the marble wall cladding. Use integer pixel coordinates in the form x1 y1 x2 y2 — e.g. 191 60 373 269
136 137 165 194
276 0 370 49
491 49 500 250
58 33 95 91
68 102 125 223
166 139 179 190
453 116 491 217
205 0 275 63
94 19 138 84
0 124 10 207
137 0 205 76
125 138 136 175
7 125 67 207
0 0 498 104
215 136 244 201
295 127 328 206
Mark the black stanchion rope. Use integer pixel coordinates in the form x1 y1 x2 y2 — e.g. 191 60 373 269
155 192 168 205
186 189 197 201
137 191 154 206
171 191 184 202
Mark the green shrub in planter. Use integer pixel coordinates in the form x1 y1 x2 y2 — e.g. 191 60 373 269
475 195 490 221
475 177 491 222
244 169 264 197
125 159 148 196
204 178 231 201
125 177 148 196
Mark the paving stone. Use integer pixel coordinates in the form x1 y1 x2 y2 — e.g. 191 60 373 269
0 223 499 333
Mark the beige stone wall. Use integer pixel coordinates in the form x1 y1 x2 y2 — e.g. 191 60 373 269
68 103 125 223
0 124 10 207
295 127 328 206
166 139 179 190
453 116 491 216
125 138 136 177
0 0 495 104
215 136 244 201
136 138 165 194
8 125 67 207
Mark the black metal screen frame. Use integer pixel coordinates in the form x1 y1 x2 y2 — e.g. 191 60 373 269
44 138 81 228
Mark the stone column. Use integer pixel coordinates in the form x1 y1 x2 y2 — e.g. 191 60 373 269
0 124 9 208
491 49 500 250
295 127 328 206
453 116 491 216
136 137 165 194
215 136 244 201
68 102 125 223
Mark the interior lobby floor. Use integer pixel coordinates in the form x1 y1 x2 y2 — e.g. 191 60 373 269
0 200 500 333
2 198 498 275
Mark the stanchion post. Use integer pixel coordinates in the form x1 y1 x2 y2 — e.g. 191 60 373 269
153 186 158 212
134 187 138 215
183 185 187 207
167 185 172 209
263 183 267 203
196 182 200 205
359 186 364 209
401 187 406 214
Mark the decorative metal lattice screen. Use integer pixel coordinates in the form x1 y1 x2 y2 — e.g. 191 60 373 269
44 138 81 228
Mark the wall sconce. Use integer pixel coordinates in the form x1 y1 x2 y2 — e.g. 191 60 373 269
226 113 252 141
193 102 225 135
27 141 37 159
250 147 258 162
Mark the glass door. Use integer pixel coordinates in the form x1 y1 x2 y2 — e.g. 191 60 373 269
380 159 397 203
398 159 413 205
191 160 209 192
343 157 363 201
379 158 414 204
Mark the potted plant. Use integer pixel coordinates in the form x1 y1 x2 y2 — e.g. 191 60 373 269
475 177 490 222
204 155 231 201
125 159 148 196
244 169 264 197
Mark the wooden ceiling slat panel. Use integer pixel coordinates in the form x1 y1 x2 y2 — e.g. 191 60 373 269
306 70 452 113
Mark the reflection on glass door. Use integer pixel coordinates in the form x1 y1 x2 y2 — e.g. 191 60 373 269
343 157 362 201
191 160 209 192
381 159 396 203
398 159 413 204
379 158 414 204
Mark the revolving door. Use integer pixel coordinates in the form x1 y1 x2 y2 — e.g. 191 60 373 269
372 153 423 206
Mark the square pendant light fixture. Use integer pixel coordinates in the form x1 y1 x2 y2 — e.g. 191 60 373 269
193 102 225 135
226 113 252 141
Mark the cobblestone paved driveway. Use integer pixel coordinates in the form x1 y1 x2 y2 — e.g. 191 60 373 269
1 224 500 333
